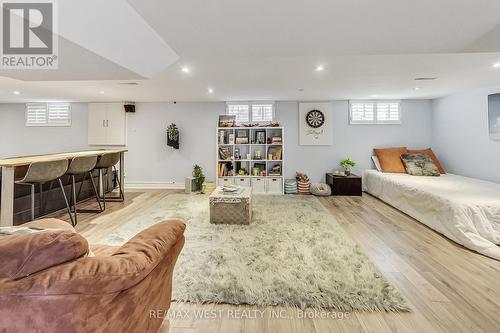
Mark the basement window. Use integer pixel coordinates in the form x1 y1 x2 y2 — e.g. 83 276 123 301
226 102 275 124
349 101 401 124
26 103 71 126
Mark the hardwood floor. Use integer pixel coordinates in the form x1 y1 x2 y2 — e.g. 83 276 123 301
51 190 500 333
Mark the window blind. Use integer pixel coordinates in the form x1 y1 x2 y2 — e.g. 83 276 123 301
26 103 48 125
350 102 375 122
25 103 71 126
349 101 400 124
376 103 399 122
227 104 250 123
251 104 274 122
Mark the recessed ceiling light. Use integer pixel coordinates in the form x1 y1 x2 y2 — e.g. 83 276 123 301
315 65 324 72
414 87 421 91
208 88 214 94
13 90 21 95
493 63 500 69
370 94 379 98
99 91 105 94
181 67 190 73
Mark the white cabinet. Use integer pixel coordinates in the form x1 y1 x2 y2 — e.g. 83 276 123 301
88 103 127 145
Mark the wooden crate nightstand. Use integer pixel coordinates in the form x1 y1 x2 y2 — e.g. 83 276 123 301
325 173 362 196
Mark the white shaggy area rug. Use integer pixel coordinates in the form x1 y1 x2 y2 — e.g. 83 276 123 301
101 193 408 312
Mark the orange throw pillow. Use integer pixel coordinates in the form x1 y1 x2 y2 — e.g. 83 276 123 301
373 147 408 173
407 148 445 174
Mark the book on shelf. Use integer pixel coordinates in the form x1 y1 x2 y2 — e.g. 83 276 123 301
235 137 249 144
218 162 234 177
271 136 282 144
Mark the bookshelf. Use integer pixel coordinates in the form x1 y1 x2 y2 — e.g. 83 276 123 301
216 126 284 194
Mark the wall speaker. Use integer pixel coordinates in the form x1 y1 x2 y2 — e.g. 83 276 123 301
124 104 135 113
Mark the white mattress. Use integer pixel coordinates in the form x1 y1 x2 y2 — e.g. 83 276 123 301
363 170 500 260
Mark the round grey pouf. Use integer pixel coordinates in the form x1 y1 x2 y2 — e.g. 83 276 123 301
310 182 331 196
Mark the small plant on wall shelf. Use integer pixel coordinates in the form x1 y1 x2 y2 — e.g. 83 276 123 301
340 158 356 176
166 123 179 149
192 164 206 193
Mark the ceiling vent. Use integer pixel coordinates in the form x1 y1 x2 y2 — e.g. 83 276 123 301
414 77 437 81
118 82 139 85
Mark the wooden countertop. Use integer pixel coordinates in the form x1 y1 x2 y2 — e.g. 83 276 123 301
0 149 128 167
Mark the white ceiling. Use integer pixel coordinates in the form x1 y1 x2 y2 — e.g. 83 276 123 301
2 0 500 102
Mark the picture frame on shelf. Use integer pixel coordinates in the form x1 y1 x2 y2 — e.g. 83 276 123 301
254 163 266 172
218 115 236 127
255 130 266 144
235 129 249 144
218 130 226 144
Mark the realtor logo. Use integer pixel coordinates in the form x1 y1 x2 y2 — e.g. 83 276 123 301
1 0 58 69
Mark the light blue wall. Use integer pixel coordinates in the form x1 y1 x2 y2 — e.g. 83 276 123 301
0 103 90 158
0 100 434 184
432 86 500 183
276 100 433 181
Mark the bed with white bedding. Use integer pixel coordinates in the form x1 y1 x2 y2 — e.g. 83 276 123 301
363 170 500 260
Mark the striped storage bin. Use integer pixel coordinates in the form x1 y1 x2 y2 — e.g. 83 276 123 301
297 181 310 194
284 179 298 194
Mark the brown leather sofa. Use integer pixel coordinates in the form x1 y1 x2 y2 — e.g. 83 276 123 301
0 218 185 333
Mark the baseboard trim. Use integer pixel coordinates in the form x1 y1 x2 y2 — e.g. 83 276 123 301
125 182 185 190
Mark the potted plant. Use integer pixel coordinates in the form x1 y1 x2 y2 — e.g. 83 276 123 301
167 123 179 149
340 158 356 176
192 165 206 193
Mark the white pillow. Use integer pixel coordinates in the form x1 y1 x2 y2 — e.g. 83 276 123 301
371 156 382 172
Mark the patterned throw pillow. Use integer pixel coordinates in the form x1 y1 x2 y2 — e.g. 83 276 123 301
400 153 440 176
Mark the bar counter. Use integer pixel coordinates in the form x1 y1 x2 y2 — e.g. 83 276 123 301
0 149 127 226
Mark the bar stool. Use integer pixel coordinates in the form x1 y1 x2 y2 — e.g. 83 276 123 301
94 152 124 210
66 155 103 226
15 159 74 225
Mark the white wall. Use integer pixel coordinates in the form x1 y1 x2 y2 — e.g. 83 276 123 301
0 103 90 158
277 100 433 181
125 100 432 184
432 86 500 183
0 100 433 185
125 102 223 187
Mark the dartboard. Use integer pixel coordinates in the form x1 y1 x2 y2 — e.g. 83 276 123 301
306 109 325 128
